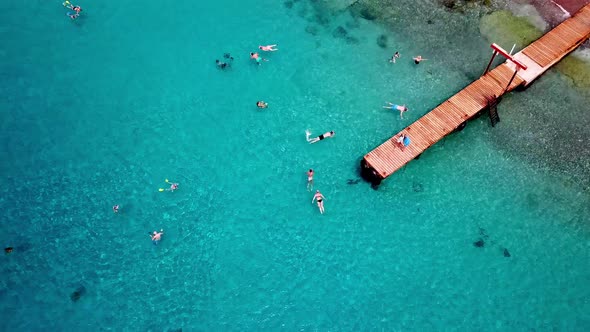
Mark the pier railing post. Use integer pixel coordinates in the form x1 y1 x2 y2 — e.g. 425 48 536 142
482 51 498 76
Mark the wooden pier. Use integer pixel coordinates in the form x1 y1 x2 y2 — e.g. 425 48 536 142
361 4 590 186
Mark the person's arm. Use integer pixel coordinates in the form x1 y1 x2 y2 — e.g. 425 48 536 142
312 196 316 203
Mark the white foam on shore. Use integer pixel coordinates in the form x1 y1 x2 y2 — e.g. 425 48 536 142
572 48 590 62
550 0 571 18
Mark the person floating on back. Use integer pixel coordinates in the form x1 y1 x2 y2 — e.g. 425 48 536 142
389 51 400 63
312 190 325 214
159 179 179 192
150 229 164 245
256 101 268 109
306 130 334 144
413 55 427 64
250 52 268 65
383 102 408 119
307 169 314 191
259 44 278 52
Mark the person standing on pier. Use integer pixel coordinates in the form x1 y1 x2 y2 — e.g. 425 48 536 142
396 133 411 151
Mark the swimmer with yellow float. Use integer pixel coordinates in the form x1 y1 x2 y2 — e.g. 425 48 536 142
159 179 179 192
63 1 82 20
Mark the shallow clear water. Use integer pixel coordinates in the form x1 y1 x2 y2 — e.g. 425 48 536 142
1 0 589 330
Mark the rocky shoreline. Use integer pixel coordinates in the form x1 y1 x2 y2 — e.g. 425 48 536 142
526 0 590 26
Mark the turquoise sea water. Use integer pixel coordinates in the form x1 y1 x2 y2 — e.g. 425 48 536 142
1 0 589 330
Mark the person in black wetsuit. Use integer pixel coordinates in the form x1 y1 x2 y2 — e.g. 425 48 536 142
306 130 334 144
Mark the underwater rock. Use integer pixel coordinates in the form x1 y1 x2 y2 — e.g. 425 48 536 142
332 26 348 38
473 239 485 248
478 227 489 239
412 182 424 192
70 286 86 302
305 25 319 36
345 36 359 45
442 0 456 9
318 0 358 11
503 248 511 257
377 34 388 49
345 19 360 29
314 13 331 27
359 6 378 21
15 242 32 253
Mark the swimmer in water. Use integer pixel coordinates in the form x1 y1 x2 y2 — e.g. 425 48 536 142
159 179 179 192
306 130 335 144
259 44 278 52
5 247 13 254
150 229 164 244
66 12 79 19
312 190 325 214
215 59 229 69
72 5 82 13
389 51 400 63
383 102 408 119
168 182 179 192
307 169 314 191
113 205 119 213
413 55 427 64
250 52 268 65
256 101 268 108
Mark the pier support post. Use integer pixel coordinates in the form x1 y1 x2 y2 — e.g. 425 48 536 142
503 69 519 94
360 159 383 188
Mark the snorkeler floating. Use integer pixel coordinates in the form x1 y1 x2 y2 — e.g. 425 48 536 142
250 52 268 65
413 55 427 64
63 1 82 20
112 205 120 213
215 53 234 70
383 102 408 119
258 44 278 52
256 101 268 108
389 51 400 63
306 169 314 191
159 179 179 192
306 130 334 144
150 229 164 245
